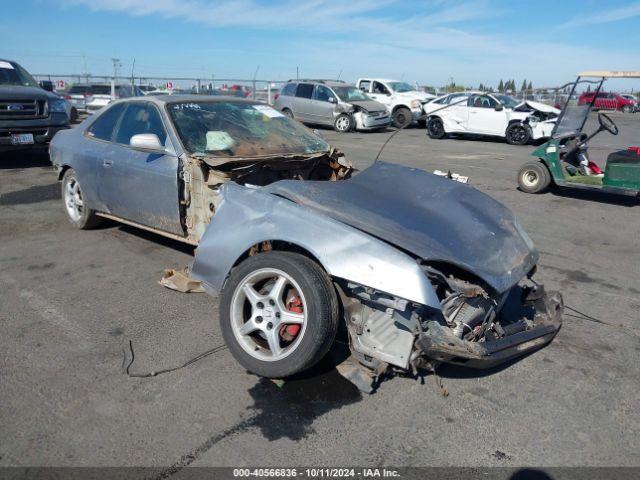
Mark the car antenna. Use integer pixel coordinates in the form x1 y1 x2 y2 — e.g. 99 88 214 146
374 96 469 164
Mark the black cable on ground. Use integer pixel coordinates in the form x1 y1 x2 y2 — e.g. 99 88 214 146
123 340 227 378
564 304 637 337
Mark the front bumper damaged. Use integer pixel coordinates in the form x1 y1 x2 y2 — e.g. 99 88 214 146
416 288 563 369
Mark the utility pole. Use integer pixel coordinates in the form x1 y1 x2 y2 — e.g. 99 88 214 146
110 58 121 100
130 58 135 87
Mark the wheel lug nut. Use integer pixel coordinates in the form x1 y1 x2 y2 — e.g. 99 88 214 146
257 302 264 309
267 322 273 330
256 316 263 323
269 299 275 306
275 312 280 318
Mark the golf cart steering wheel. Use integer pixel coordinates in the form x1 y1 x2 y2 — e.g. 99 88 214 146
598 112 619 135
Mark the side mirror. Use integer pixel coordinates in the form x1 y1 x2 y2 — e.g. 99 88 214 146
39 80 54 92
328 96 336 104
130 133 164 152
494 104 504 111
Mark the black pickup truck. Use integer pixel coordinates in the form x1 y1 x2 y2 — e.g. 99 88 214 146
0 59 70 152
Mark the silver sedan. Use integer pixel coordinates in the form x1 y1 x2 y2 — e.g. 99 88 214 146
50 95 562 392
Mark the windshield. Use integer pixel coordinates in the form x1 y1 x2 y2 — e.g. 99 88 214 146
553 79 602 136
494 94 520 109
0 60 39 87
168 101 329 157
387 82 414 93
331 86 370 102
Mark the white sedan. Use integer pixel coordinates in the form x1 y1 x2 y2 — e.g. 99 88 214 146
424 92 560 145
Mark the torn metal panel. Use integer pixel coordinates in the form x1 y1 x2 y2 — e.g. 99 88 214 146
190 181 440 307
264 162 539 293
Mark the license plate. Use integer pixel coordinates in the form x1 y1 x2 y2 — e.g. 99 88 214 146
11 133 34 145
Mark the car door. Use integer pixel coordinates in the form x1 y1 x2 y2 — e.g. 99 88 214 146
292 83 315 122
368 81 392 108
97 101 183 235
466 94 506 134
440 94 469 131
309 85 337 124
81 102 128 211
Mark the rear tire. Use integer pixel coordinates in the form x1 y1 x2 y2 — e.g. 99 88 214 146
392 107 412 128
70 107 78 123
282 108 294 119
426 117 446 139
61 168 101 229
518 162 551 194
506 123 531 145
220 251 339 378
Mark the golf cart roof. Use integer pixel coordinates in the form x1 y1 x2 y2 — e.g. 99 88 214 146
578 71 640 79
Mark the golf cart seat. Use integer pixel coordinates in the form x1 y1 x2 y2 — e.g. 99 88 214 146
607 148 640 165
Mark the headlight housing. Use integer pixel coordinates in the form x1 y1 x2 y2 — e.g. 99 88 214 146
49 99 67 113
411 99 421 109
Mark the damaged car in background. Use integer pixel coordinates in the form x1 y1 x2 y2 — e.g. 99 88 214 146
425 92 560 145
274 80 390 133
49 96 563 392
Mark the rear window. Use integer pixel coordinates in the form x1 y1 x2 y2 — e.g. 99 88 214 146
295 83 314 99
281 83 296 96
90 85 112 95
68 85 90 94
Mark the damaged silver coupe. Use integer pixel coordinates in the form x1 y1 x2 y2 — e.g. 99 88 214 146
50 96 563 392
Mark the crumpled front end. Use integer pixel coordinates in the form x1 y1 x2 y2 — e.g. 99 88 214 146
338 263 562 391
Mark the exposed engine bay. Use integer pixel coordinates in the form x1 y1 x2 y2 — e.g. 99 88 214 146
179 148 353 243
335 262 562 393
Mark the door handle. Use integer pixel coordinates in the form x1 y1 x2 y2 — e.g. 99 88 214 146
103 159 113 167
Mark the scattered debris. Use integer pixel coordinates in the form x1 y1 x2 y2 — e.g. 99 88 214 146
433 169 469 183
159 267 205 293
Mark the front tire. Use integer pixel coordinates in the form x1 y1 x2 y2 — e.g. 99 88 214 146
392 107 412 128
220 251 339 378
282 108 294 119
426 117 446 139
518 161 551 193
622 105 633 114
506 123 531 145
334 113 353 133
61 168 101 229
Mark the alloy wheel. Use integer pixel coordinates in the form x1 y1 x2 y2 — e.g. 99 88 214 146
230 268 307 362
64 177 84 222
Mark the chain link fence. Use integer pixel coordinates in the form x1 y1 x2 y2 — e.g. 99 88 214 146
33 73 287 104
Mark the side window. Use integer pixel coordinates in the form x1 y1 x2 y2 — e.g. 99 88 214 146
295 83 314 99
373 81 390 95
468 95 497 108
114 103 167 146
281 83 296 96
313 85 333 102
359 80 371 92
86 103 126 141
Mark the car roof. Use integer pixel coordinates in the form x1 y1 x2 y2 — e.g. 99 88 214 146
113 94 261 106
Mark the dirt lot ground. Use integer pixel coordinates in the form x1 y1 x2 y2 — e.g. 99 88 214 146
1 113 639 472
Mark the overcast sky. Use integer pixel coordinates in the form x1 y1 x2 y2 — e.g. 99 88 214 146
3 0 640 89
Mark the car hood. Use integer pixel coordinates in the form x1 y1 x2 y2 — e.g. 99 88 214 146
0 85 57 101
348 100 388 112
517 100 560 114
264 162 538 293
